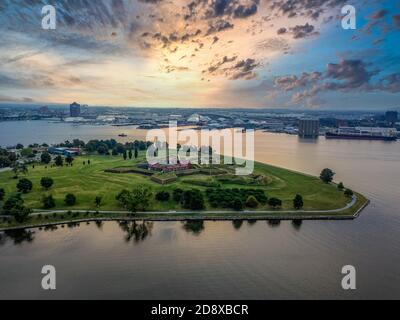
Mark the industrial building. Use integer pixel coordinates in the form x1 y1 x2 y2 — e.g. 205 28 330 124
298 118 320 138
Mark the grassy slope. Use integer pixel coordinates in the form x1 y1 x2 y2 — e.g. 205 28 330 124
0 153 353 212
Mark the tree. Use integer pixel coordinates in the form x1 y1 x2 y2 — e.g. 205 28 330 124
134 148 138 159
337 182 344 190
65 155 74 165
65 193 77 206
97 145 108 155
40 177 54 190
155 191 170 201
320 168 335 183
95 195 103 208
115 144 125 154
0 156 12 168
293 194 304 210
17 178 33 193
173 188 183 202
14 206 32 223
123 150 127 160
116 186 153 213
21 148 33 157
344 189 354 197
182 189 205 210
42 195 56 209
54 155 63 166
128 149 132 159
233 198 244 211
0 188 5 201
112 149 118 156
16 143 24 149
268 197 282 208
2 194 32 222
245 195 259 208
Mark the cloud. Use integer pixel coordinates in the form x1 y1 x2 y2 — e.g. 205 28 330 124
233 3 258 18
276 27 287 35
229 58 259 80
325 59 376 89
257 38 289 52
206 19 234 35
273 59 400 107
378 73 400 93
0 95 35 103
202 56 262 80
371 9 388 20
186 0 259 20
274 72 322 91
393 14 400 29
203 55 237 74
270 0 347 20
290 23 318 39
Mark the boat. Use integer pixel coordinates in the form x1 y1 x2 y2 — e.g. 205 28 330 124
326 127 397 141
118 133 127 137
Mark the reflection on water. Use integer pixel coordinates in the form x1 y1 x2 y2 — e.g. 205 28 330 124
292 219 303 230
182 220 204 235
0 229 35 245
232 219 243 230
267 220 281 227
118 221 153 243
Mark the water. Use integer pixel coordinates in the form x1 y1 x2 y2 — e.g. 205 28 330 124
0 121 400 299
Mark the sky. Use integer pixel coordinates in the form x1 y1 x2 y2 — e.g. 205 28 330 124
0 0 399 109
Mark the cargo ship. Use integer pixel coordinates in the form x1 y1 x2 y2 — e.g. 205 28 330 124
326 127 397 141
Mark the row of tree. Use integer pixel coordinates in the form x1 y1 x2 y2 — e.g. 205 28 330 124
320 168 354 197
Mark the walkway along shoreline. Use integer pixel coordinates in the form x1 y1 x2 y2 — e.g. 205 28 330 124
0 197 370 232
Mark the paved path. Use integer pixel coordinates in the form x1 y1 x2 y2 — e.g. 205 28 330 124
26 195 357 216
0 167 12 173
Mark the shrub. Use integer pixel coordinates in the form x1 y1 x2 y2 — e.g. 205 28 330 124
155 191 170 201
17 178 33 193
320 168 335 183
206 188 267 209
40 152 51 164
337 182 344 190
182 189 205 210
268 197 282 208
344 189 354 197
42 195 56 209
293 194 304 210
94 195 102 208
245 195 259 208
173 188 184 202
233 199 244 211
65 193 77 206
0 188 5 201
40 177 54 190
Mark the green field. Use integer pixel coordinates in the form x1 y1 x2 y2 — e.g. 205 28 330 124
0 152 360 214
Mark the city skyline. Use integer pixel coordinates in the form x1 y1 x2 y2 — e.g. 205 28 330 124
0 0 399 109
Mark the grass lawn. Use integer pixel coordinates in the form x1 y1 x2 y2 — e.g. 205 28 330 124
0 152 357 213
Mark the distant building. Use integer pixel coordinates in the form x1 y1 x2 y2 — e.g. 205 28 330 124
69 102 81 117
385 111 398 126
298 118 320 138
38 106 51 115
